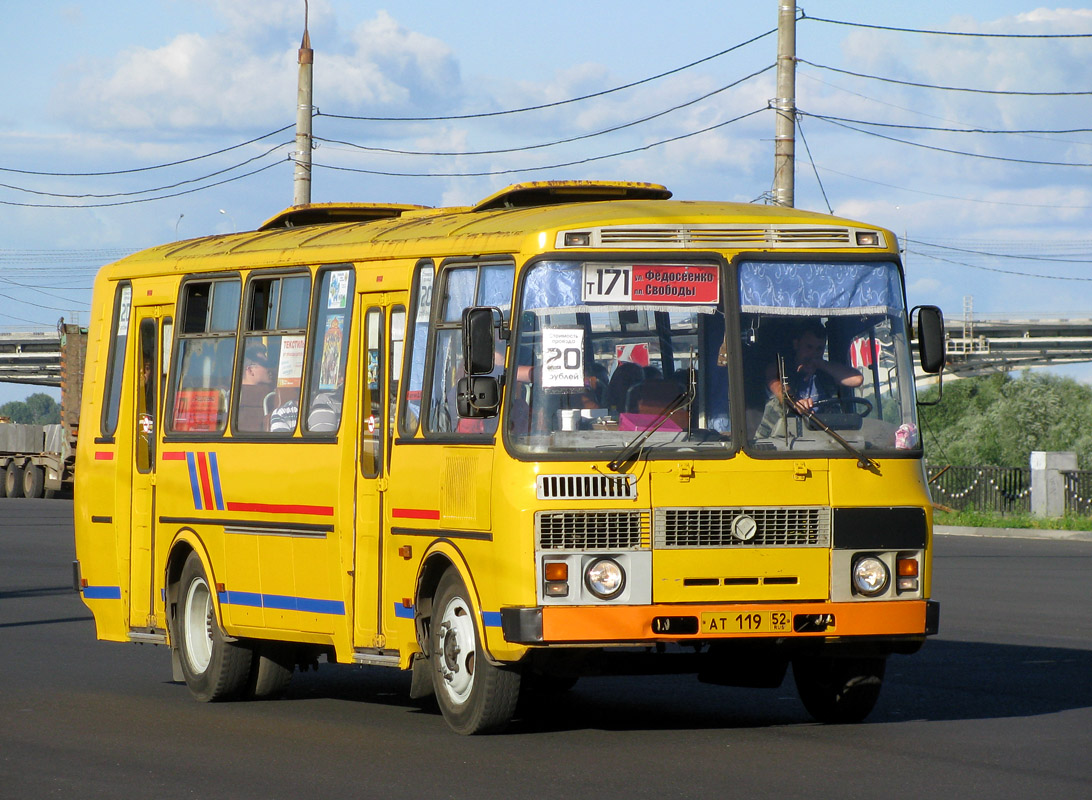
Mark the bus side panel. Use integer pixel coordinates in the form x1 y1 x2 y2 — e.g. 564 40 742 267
74 276 132 643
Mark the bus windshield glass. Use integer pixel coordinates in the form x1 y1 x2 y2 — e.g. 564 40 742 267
507 258 920 459
737 260 920 456
508 260 732 456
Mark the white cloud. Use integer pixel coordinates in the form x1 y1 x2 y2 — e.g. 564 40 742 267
51 9 461 132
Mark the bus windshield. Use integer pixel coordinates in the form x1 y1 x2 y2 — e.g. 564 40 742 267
508 259 732 457
506 259 920 459
738 260 920 456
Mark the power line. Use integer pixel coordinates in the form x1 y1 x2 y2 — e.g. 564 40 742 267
315 66 774 158
317 28 777 123
908 249 1092 281
0 124 295 177
0 141 291 200
801 13 1092 39
799 112 1092 137
310 108 767 178
808 115 1092 168
0 159 285 209
812 163 1092 210
909 238 1092 264
798 59 1092 96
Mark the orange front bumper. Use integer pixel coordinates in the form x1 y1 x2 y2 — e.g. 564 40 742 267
540 600 931 643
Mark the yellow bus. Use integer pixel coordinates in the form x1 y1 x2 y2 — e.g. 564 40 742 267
73 181 945 734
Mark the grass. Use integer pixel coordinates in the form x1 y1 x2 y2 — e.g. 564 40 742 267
933 508 1092 531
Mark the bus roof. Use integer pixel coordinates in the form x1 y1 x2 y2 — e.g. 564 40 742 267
103 181 896 277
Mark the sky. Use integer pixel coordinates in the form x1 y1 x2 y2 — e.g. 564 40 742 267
2 1 1092 404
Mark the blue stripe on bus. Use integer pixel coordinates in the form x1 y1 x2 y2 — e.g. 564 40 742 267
208 452 225 511
391 604 501 626
185 452 202 510
219 591 345 616
83 585 122 600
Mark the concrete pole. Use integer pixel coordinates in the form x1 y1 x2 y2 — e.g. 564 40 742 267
772 0 796 208
293 6 314 207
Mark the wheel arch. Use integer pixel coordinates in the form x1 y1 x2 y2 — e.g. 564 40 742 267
413 541 488 660
164 529 222 641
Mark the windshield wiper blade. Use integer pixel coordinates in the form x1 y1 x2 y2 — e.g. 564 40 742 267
607 387 694 472
779 384 879 473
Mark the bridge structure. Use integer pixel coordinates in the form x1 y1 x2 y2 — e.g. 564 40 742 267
2 308 1092 389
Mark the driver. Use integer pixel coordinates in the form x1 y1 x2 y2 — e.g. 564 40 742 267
757 319 862 435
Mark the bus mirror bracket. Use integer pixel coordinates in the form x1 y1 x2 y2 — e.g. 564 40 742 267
463 306 500 376
912 304 944 406
457 375 500 418
913 305 945 374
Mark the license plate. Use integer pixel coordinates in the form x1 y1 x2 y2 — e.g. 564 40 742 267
700 610 792 634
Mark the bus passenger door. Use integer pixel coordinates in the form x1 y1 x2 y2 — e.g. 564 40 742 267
129 306 172 631
353 299 398 650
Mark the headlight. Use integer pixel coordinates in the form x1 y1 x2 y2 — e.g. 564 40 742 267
585 558 625 600
852 556 889 597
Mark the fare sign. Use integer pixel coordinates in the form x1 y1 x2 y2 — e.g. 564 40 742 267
582 263 719 304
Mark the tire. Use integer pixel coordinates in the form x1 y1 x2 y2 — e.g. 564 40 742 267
429 570 520 734
175 551 253 702
23 464 44 499
5 463 25 498
793 655 886 724
245 642 295 700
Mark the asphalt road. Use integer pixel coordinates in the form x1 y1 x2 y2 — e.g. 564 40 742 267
2 498 1090 799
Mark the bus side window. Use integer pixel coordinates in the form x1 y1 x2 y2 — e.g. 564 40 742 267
389 306 405 455
238 272 311 435
400 262 433 438
424 261 513 437
168 278 240 434
303 267 355 435
101 282 132 438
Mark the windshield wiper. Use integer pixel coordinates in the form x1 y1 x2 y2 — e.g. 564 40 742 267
607 387 694 473
779 383 879 473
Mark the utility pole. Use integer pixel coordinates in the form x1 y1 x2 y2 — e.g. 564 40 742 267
293 1 314 207
772 0 796 207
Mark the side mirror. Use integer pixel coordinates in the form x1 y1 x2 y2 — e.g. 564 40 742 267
913 305 945 374
456 375 500 418
463 306 498 376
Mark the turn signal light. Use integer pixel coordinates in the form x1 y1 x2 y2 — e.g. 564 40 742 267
897 557 919 577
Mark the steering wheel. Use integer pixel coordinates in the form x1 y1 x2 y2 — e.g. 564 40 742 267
811 397 873 416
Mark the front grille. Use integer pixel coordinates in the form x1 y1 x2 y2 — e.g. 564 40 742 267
537 474 637 500
536 510 650 550
591 225 858 249
654 507 831 548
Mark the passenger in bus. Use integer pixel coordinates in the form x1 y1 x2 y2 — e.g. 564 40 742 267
619 378 688 431
605 361 644 414
308 382 344 432
756 319 862 436
238 344 275 431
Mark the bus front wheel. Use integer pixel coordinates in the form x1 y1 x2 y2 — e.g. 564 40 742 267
792 654 886 724
175 552 253 702
429 570 520 734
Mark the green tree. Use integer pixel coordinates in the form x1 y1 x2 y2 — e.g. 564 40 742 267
0 393 60 425
919 372 1092 468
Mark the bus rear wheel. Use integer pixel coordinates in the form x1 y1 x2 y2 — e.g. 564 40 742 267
429 570 520 735
792 654 886 724
5 463 24 498
175 551 253 702
23 464 44 498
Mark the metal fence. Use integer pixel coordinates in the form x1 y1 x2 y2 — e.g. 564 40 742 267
1063 470 1092 516
926 465 1031 514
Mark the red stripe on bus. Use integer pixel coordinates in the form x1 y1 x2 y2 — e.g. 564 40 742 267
392 508 441 520
196 452 215 510
161 451 187 461
226 502 335 517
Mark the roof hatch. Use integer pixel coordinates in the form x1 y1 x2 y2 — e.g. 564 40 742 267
259 202 431 230
471 181 672 212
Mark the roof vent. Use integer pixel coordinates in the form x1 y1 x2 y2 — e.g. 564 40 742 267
473 181 671 212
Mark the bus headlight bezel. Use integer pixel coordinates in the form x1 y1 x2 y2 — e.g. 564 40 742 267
851 555 890 597
584 557 626 600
